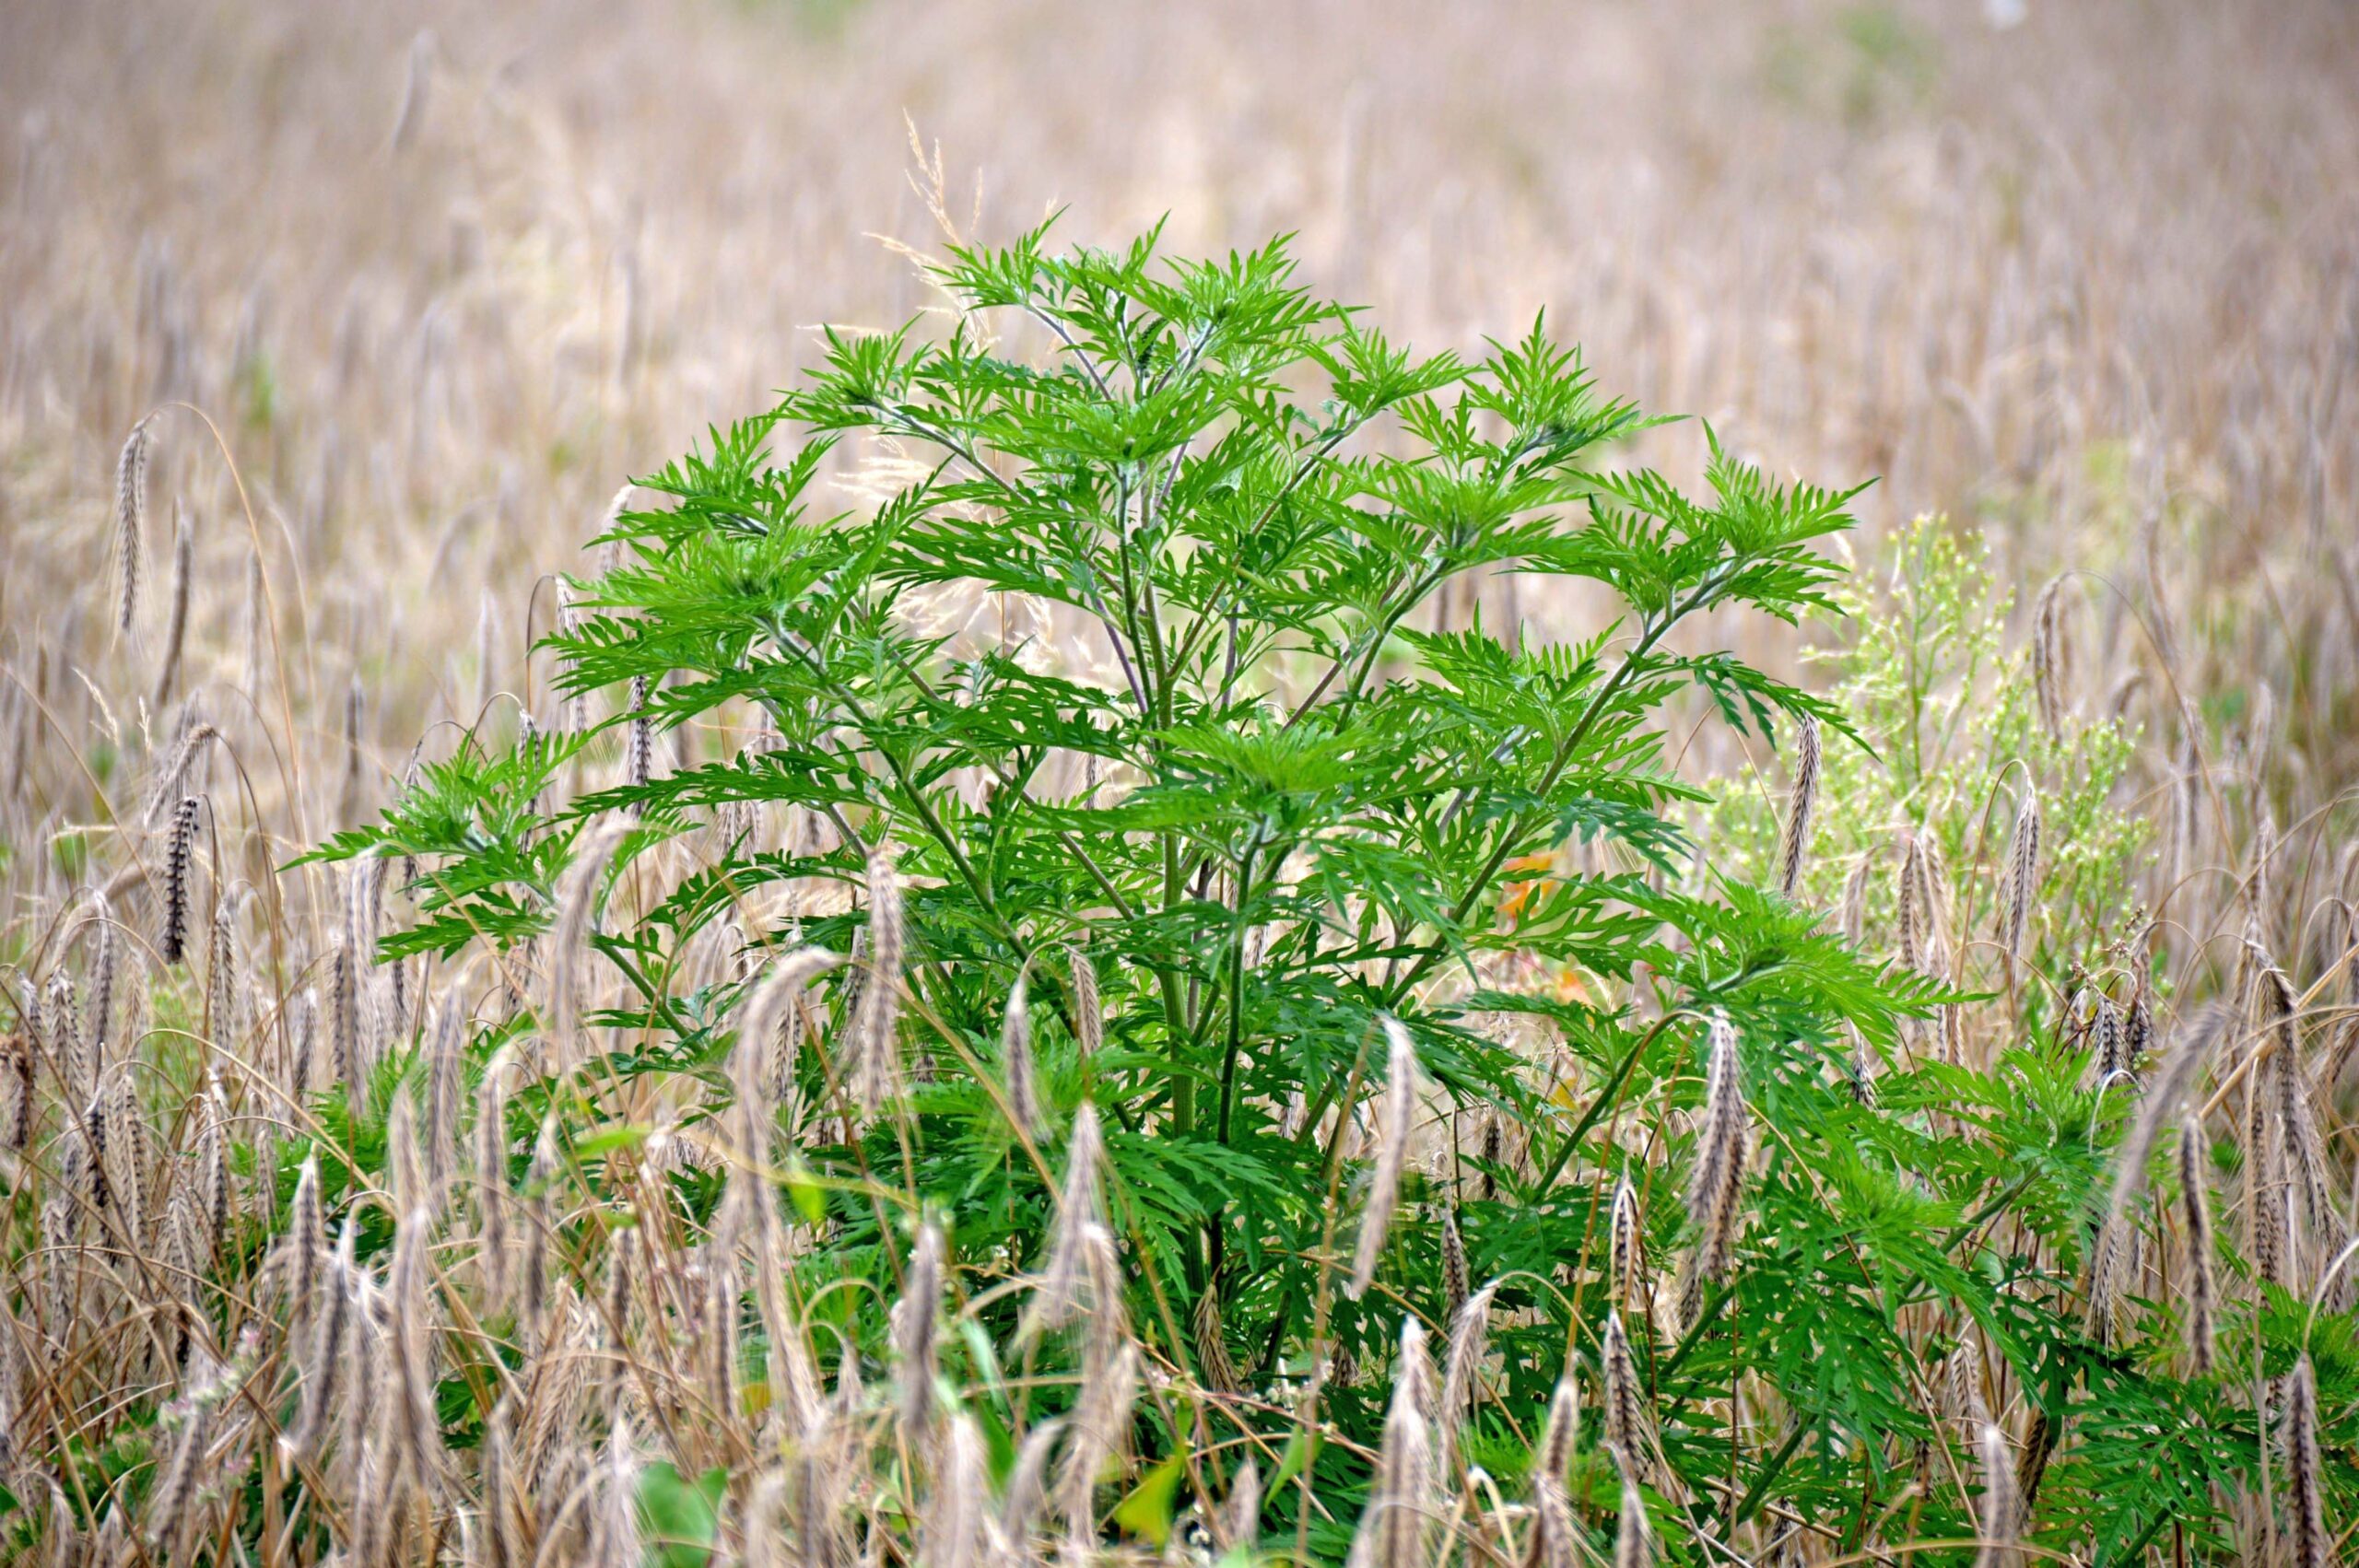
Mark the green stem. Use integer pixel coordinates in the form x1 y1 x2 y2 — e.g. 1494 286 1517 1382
1169 416 1370 675
1657 1281 1736 1402
1381 609 1677 1006
1524 1012 1688 1194
764 619 1024 957
876 644 1141 922
1729 1420 1812 1531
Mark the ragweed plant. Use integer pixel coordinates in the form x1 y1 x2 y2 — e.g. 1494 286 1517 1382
328 221 1942 1526
345 218 1899 1394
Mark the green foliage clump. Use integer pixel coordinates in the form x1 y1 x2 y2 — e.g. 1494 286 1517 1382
300 228 2356 1563
1701 512 2148 972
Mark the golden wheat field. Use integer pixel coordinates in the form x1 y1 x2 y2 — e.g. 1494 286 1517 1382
2 0 2358 1564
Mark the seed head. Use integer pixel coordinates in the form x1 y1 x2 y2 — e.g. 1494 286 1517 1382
154 504 194 708
1613 1475 1651 1568
1438 1280 1497 1472
44 972 86 1099
1347 1016 1421 1300
1601 1308 1653 1478
1002 1417 1064 1547
147 1363 217 1555
1973 1422 2016 1568
2289 1355 2329 1568
1896 834 1924 974
893 1219 944 1439
288 1151 323 1320
1025 1102 1105 1337
921 1410 992 1568
1057 1339 1137 1552
1682 1012 1749 1318
286 1218 355 1458
850 840 906 1117
424 998 464 1196
2002 789 2041 968
1066 945 1103 1059
1439 1207 1468 1327
732 946 842 1137
1778 713 1820 898
385 1205 442 1486
196 1070 228 1256
1002 971 1043 1137
1 1029 29 1152
2031 576 2066 737
386 1082 426 1220
1224 1457 1262 1551
88 901 119 1059
2104 1002 2228 1232
549 816 632 1072
1537 1370 1579 1494
1347 1319 1436 1568
1193 1276 1243 1397
288 986 317 1112
475 1049 512 1305
113 416 152 635
1609 1177 1645 1310
2177 1112 2216 1375
161 795 201 965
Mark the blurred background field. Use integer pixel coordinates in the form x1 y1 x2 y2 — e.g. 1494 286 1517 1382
1 0 2354 905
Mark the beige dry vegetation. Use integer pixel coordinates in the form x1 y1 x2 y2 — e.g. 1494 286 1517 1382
3 0 2359 1564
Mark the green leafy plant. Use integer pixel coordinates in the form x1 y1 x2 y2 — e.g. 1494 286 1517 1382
349 218 1876 1367
264 226 2358 1563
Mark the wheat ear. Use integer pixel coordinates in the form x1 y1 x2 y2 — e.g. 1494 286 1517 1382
1347 1015 1420 1300
1778 712 1820 898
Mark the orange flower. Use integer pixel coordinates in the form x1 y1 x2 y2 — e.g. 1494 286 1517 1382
1500 851 1557 922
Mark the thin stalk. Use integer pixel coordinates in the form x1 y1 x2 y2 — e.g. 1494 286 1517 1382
1383 573 1728 1007
1729 1420 1813 1531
